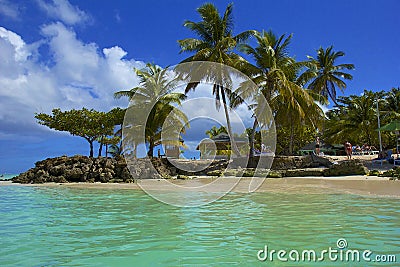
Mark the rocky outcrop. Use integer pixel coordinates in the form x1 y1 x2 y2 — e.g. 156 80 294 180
271 155 333 170
12 155 366 184
13 155 132 184
323 159 368 176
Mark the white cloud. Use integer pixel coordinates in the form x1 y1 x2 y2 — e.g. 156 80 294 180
0 27 31 61
37 0 90 25
0 23 144 140
0 0 20 20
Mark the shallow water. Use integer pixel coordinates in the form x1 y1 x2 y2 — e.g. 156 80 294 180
0 186 399 266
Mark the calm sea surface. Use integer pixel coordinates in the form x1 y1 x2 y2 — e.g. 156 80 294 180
0 185 399 266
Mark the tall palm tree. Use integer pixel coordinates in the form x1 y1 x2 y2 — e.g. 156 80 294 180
298 46 354 104
178 3 255 156
237 30 325 155
115 63 188 157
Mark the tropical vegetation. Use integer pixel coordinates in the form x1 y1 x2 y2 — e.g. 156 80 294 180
35 108 124 157
114 63 188 157
36 2 400 158
323 88 400 149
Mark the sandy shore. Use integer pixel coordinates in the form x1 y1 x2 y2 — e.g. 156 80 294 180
1 175 399 198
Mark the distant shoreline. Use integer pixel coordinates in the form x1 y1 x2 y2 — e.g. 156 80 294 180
2 176 399 198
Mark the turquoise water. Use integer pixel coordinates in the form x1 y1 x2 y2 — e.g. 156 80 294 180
0 186 399 266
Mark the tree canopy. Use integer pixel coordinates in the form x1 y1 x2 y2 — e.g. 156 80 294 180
35 108 121 157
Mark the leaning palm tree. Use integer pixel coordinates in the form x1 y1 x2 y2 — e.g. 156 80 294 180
178 3 255 156
298 46 354 104
115 63 188 157
236 30 325 155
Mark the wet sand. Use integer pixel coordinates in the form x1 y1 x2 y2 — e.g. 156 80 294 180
1 176 399 198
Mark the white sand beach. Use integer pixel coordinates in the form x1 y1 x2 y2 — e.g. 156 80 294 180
2 175 399 198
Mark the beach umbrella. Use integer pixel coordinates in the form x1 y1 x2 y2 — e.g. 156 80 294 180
379 120 400 132
378 120 400 155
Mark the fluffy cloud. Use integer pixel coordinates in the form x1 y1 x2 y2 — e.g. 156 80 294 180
0 23 144 140
37 0 90 25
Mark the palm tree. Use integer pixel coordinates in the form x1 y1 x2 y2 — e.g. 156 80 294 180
237 30 324 155
383 87 400 120
115 63 188 157
298 46 354 104
107 143 123 158
205 125 227 138
178 3 255 156
323 90 379 146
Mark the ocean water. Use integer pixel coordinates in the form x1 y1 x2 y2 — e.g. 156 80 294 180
0 186 398 266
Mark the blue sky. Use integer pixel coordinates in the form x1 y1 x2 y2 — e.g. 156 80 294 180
0 0 399 173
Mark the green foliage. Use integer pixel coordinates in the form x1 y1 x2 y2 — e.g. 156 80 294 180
382 87 400 121
178 3 255 156
298 46 355 104
276 125 316 155
205 126 227 138
323 89 398 148
35 108 117 157
379 167 400 180
115 63 188 157
178 3 254 67
237 30 325 155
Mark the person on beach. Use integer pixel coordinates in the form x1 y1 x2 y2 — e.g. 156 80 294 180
315 137 320 155
345 141 352 159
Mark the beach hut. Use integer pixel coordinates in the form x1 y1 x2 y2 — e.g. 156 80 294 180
196 133 248 159
163 137 185 159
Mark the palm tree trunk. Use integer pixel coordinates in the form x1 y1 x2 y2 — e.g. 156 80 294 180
221 88 241 156
249 118 258 157
289 114 294 155
250 93 268 157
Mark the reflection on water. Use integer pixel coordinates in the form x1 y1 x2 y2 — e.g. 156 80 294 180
0 186 399 266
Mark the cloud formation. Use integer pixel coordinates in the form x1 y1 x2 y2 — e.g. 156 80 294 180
0 23 144 141
37 0 90 25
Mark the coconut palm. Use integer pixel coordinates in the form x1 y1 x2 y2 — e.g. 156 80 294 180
237 30 325 155
298 46 354 104
178 3 255 156
115 63 188 157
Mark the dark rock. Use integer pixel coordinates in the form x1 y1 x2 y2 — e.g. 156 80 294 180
271 155 333 170
207 170 223 176
323 160 368 176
